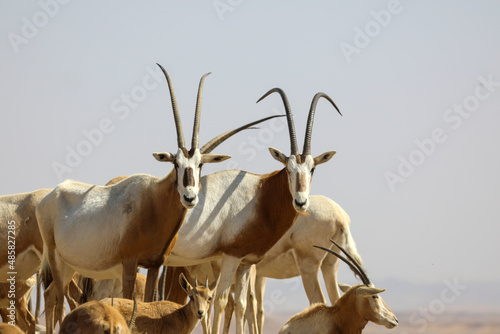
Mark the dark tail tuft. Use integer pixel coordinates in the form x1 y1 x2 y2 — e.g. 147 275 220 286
41 259 53 290
78 277 95 304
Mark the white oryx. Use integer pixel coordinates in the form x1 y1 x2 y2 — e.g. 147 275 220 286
192 194 362 334
37 65 278 334
164 88 342 334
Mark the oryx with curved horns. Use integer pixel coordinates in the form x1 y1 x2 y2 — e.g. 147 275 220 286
164 87 342 334
36 64 280 334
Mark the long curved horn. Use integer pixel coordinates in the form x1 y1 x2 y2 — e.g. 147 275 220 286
328 239 370 285
156 63 186 148
302 92 341 156
314 239 371 286
191 72 211 149
257 88 298 156
200 115 285 154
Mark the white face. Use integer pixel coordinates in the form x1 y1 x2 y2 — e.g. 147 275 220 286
174 148 203 208
285 155 315 213
154 148 230 209
269 147 336 214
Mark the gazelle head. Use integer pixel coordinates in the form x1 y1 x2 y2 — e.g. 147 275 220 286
258 88 341 213
153 64 231 209
179 273 219 320
315 240 398 330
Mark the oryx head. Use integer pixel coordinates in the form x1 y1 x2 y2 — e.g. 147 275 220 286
257 88 341 213
153 64 231 209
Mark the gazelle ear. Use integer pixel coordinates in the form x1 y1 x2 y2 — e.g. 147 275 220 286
209 274 220 292
201 154 231 164
179 273 193 295
358 286 385 296
153 152 176 162
339 283 351 293
313 151 336 166
268 147 288 165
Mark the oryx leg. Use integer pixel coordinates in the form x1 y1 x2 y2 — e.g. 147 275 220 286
255 275 266 334
320 247 341 304
222 289 234 334
246 265 258 334
294 250 326 305
234 264 252 334
144 266 160 302
212 256 241 334
44 251 75 334
122 259 138 300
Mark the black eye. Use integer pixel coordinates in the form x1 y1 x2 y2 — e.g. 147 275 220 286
372 295 378 299
311 167 315 174
199 163 204 168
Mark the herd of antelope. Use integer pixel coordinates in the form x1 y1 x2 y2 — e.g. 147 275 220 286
0 64 398 334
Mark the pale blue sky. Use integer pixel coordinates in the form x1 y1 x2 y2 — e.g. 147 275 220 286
1 0 499 313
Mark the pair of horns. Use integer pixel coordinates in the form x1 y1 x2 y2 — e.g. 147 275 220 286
314 239 371 286
157 63 209 149
257 88 341 156
193 274 209 288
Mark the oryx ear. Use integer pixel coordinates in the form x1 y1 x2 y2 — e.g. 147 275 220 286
339 283 352 293
153 152 176 162
313 151 336 166
268 147 288 165
358 286 385 296
179 273 192 294
201 154 231 164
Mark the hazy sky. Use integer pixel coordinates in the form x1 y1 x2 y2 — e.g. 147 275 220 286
1 0 499 314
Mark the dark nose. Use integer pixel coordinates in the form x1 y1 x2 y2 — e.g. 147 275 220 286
184 195 195 203
295 199 306 208
197 310 204 318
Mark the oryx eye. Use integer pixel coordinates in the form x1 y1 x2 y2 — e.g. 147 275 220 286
311 167 315 174
372 295 379 299
199 163 204 168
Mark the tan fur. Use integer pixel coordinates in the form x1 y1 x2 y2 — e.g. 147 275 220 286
0 276 36 334
102 274 218 334
0 189 51 334
59 301 131 334
0 189 51 279
279 285 398 334
0 323 25 334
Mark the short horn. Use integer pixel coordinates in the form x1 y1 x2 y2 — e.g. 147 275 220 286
302 92 341 156
257 88 298 156
205 275 209 288
157 63 185 148
194 274 198 287
200 115 285 154
191 72 211 149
